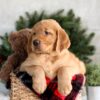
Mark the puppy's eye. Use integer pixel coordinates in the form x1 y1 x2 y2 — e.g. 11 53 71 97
33 32 36 35
45 31 49 35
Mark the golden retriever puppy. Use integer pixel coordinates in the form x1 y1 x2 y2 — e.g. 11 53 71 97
20 19 86 96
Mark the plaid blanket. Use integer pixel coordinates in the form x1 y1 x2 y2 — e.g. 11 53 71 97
7 72 84 100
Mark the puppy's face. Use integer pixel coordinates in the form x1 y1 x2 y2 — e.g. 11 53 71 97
28 19 71 54
31 22 56 54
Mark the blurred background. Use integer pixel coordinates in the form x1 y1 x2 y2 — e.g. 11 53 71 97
0 0 100 100
0 0 100 63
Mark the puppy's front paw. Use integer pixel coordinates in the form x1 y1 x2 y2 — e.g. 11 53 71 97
58 84 72 96
32 80 47 94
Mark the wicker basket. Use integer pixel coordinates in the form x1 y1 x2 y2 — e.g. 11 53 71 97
10 73 40 100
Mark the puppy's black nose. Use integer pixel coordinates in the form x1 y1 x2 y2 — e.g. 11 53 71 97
33 39 40 46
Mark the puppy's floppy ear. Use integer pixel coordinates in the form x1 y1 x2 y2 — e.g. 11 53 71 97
55 28 71 52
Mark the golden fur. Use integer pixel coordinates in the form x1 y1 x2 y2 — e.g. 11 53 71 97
20 19 86 96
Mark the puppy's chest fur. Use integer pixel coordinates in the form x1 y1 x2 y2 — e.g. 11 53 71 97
27 53 58 66
21 50 85 79
28 53 60 71
21 53 64 79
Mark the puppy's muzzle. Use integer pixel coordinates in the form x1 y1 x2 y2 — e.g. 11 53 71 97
33 39 40 47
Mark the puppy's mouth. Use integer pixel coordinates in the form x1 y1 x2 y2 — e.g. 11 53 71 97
33 46 41 51
32 40 52 54
34 46 42 52
32 45 46 54
32 45 50 54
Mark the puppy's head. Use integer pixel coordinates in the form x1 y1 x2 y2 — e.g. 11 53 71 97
28 19 71 54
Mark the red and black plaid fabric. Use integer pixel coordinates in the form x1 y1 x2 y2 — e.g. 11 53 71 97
7 72 84 100
40 74 84 100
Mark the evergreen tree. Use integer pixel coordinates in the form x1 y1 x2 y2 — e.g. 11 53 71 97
0 9 95 67
0 33 12 67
